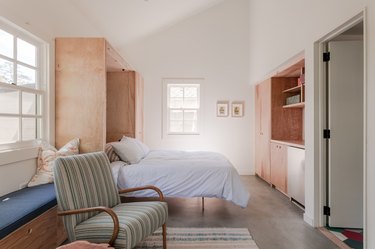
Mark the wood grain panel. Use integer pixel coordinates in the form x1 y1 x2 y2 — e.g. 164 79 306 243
55 38 106 153
106 71 136 142
56 214 68 246
105 41 133 72
0 207 66 249
135 72 144 141
271 77 303 141
260 80 271 182
270 142 288 193
255 79 271 182
254 84 262 177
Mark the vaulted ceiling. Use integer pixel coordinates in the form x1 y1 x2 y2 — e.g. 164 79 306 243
67 0 224 47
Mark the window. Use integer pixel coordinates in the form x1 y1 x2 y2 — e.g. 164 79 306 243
163 78 202 135
0 18 47 149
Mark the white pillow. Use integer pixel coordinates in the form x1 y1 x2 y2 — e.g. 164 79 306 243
111 139 145 164
28 138 80 187
121 136 150 156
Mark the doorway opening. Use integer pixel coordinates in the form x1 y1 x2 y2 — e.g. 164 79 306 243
316 13 365 249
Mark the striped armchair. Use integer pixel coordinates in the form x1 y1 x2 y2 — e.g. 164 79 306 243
53 152 168 249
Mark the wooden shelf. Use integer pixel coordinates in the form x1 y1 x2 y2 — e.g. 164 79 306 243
283 102 305 108
283 84 303 94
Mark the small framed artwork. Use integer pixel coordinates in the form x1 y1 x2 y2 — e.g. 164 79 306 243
217 101 229 117
232 101 244 117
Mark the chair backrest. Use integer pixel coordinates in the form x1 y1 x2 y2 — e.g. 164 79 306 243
54 152 120 241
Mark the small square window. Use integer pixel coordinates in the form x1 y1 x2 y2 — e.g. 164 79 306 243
164 79 202 135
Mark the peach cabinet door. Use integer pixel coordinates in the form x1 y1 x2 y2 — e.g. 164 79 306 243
254 84 262 177
255 79 271 183
270 142 287 193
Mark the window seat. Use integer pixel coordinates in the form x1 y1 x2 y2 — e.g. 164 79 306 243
0 184 67 248
0 184 56 239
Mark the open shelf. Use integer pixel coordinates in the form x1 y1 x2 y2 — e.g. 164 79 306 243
283 102 305 109
283 84 303 94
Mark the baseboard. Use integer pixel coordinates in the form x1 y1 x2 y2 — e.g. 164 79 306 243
303 213 314 226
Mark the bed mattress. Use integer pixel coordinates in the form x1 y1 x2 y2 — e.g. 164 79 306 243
112 150 250 208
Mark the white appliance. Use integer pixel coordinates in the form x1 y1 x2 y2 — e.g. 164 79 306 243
287 146 305 206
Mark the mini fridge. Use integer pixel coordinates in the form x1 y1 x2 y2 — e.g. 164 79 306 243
287 146 305 206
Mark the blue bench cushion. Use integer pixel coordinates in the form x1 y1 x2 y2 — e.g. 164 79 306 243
0 183 57 240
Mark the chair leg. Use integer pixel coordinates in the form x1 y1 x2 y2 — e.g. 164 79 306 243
202 197 205 213
162 223 167 249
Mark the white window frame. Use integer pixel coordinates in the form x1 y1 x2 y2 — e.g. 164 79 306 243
163 78 203 137
0 17 49 151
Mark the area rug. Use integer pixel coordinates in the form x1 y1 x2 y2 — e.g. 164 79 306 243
135 227 259 249
326 227 363 249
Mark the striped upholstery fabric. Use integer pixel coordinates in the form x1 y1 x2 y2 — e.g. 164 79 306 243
75 202 168 249
54 152 167 248
105 144 121 163
54 152 120 241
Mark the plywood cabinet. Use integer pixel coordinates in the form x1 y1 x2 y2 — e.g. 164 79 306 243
106 71 144 142
255 79 271 183
270 142 287 194
55 38 143 153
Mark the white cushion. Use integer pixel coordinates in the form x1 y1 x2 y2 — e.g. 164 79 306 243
111 139 145 164
121 136 150 156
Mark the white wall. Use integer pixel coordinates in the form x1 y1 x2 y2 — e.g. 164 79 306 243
0 0 102 195
122 0 253 175
248 0 374 247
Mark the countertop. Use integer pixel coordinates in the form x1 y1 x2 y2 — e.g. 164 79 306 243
270 139 305 149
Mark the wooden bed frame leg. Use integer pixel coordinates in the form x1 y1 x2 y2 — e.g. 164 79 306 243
202 197 205 213
162 223 167 249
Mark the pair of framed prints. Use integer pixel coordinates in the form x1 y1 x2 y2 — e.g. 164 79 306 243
217 101 244 117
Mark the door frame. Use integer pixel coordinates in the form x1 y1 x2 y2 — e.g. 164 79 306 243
314 10 367 245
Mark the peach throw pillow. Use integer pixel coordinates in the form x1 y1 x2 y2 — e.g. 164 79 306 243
28 138 80 187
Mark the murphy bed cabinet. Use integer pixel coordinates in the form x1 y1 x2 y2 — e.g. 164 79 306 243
106 71 144 143
55 38 143 153
255 58 305 201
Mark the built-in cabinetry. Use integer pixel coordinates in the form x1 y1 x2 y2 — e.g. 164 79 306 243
255 79 271 182
0 207 66 249
55 38 143 153
283 84 305 109
270 142 287 194
255 58 305 205
106 71 144 143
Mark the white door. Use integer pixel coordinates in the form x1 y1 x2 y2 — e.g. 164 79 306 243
328 40 363 228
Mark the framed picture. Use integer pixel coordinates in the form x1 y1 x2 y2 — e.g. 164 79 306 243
232 101 244 117
217 101 229 117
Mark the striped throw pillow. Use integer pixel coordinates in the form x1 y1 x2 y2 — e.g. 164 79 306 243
105 144 120 163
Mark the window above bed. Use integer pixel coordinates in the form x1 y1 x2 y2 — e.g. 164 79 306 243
0 17 48 151
163 78 202 136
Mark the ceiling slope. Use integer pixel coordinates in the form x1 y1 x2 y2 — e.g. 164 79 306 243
67 0 224 47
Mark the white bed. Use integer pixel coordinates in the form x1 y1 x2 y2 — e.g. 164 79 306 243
110 150 250 208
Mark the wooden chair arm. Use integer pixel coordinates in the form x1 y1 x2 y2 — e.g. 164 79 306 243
58 206 119 246
119 185 164 201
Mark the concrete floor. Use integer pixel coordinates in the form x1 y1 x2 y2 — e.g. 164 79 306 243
164 175 338 249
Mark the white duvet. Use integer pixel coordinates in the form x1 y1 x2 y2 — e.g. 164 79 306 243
112 150 250 208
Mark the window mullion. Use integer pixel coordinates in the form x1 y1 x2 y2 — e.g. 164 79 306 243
182 109 185 133
18 90 22 142
12 35 17 85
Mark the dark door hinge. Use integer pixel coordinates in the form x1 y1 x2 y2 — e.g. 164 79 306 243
323 52 330 62
324 206 331 216
323 129 331 139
